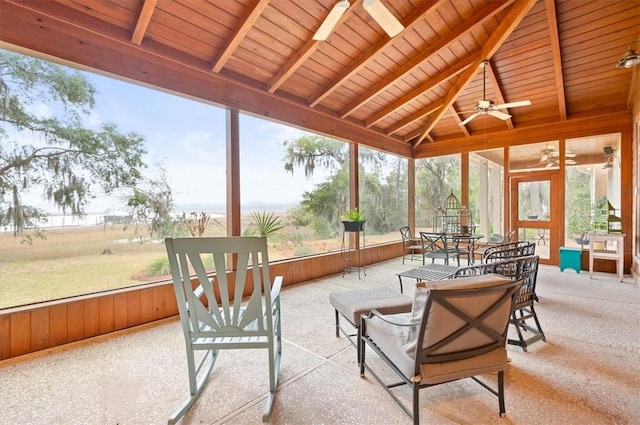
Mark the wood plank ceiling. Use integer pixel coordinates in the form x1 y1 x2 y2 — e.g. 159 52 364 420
1 0 638 161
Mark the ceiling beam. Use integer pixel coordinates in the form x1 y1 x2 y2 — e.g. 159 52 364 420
449 106 471 137
268 0 363 93
413 110 631 158
336 1 511 118
545 0 567 120
484 60 514 130
211 0 270 73
413 0 537 147
308 0 439 108
131 0 158 45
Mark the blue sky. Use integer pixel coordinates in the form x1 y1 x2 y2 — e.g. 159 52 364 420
22 60 333 214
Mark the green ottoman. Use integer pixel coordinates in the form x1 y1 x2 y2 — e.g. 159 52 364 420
559 247 581 273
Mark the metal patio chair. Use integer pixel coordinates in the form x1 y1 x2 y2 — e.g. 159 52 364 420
399 226 424 264
360 275 523 424
419 231 461 266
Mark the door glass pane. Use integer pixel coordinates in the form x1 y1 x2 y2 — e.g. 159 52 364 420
518 181 550 221
518 227 550 260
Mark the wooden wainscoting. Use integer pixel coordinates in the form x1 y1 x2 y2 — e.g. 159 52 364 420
0 241 404 360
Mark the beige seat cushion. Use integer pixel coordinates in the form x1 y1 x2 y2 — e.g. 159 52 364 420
365 275 511 383
329 287 412 326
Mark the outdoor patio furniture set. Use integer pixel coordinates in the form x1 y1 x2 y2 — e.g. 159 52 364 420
162 235 544 424
330 236 544 424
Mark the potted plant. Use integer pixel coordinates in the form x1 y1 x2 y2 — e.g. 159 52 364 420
342 208 365 232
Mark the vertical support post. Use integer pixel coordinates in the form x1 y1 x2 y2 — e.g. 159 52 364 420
349 143 360 249
226 108 241 270
408 158 416 234
226 108 241 238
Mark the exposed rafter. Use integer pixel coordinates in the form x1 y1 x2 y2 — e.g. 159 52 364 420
450 106 471 137
545 0 567 120
413 0 537 147
483 60 514 130
366 52 479 129
130 0 158 45
335 1 510 117
308 0 439 108
269 0 363 93
211 0 271 73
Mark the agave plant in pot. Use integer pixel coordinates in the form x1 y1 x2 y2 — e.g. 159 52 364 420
342 208 365 232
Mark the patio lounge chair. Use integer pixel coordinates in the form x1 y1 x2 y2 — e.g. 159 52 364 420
360 274 523 424
165 236 282 423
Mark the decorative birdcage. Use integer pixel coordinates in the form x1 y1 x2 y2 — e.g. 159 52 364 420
433 207 446 233
593 200 622 233
460 206 472 235
433 191 473 234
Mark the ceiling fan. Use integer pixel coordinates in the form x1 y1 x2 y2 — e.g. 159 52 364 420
313 0 404 41
459 61 531 126
539 145 577 167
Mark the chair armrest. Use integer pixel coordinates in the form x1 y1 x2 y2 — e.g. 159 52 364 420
270 276 283 306
364 309 420 327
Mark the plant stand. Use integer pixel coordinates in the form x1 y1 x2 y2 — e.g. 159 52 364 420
341 221 366 278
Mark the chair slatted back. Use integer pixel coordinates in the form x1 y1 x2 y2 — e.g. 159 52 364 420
454 256 540 309
413 277 523 365
482 241 535 262
400 226 413 242
165 237 274 340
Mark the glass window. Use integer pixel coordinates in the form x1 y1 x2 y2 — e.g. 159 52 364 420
358 146 408 244
0 49 225 308
415 154 461 231
469 149 504 241
565 134 622 247
255 129 349 258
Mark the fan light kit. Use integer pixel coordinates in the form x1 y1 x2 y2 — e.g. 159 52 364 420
313 0 404 41
616 39 640 68
459 61 531 126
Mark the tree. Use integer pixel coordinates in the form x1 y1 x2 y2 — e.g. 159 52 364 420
0 50 146 236
283 134 396 235
127 165 180 241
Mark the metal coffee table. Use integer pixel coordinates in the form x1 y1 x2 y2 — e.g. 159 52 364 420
396 263 459 293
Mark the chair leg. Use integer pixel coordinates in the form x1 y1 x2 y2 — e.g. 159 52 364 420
263 305 282 422
412 384 420 425
498 371 506 417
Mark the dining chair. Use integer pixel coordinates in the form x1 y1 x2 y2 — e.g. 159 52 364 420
399 226 424 264
360 274 523 424
453 255 545 351
165 236 283 424
419 231 461 266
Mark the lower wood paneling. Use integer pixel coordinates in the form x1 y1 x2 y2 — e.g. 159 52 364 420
0 242 403 360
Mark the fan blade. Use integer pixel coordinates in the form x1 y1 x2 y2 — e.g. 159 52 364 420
364 0 404 37
459 112 481 126
487 110 511 120
313 1 350 40
494 100 531 109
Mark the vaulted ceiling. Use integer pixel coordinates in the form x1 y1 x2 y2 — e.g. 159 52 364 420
1 0 638 160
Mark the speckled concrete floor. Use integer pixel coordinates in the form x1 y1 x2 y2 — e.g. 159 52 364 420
1 259 638 425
